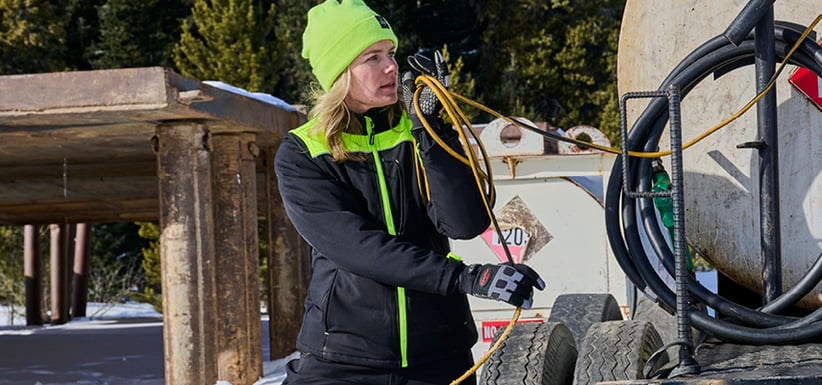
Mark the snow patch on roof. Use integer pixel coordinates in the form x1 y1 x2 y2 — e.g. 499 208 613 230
204 81 297 112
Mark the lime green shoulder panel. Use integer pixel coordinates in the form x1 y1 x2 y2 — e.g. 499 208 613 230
290 118 330 157
289 114 415 158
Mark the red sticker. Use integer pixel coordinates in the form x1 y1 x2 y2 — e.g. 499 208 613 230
789 41 822 111
480 319 543 343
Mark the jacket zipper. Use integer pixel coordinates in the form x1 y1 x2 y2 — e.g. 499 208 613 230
366 117 409 368
393 159 406 235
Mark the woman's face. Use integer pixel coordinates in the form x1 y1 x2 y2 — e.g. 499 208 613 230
345 40 398 114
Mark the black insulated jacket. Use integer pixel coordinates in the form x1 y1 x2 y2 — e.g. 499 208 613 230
274 107 490 368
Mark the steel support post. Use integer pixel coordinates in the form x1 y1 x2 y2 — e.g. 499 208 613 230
156 122 218 385
49 223 72 325
24 224 42 326
71 223 90 317
264 147 310 360
754 6 782 303
210 132 263 384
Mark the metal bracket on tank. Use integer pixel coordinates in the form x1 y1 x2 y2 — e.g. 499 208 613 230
620 85 701 377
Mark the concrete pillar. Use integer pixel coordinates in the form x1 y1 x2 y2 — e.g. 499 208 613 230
211 132 262 384
264 147 310 359
49 223 71 325
24 224 42 326
156 122 218 385
71 223 91 317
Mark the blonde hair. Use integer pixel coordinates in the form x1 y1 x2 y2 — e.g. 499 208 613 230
307 69 404 162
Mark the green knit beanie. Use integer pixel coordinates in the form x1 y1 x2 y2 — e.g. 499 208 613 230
302 0 399 91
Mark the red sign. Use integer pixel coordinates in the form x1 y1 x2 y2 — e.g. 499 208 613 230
480 318 543 343
789 44 822 110
480 226 529 264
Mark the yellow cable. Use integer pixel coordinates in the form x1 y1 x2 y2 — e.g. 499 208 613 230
410 65 520 385
450 307 522 385
430 12 822 160
411 69 539 384
412 76 496 220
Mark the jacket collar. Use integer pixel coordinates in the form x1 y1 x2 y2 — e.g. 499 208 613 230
354 107 394 135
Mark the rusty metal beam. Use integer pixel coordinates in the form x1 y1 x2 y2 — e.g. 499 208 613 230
264 146 310 360
156 122 217 385
0 197 159 225
0 161 157 180
24 224 42 326
211 132 263 384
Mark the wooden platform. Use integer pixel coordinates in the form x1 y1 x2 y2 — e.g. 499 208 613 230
0 66 301 224
0 67 310 385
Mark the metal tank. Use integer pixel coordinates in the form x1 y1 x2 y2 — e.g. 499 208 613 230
618 0 822 308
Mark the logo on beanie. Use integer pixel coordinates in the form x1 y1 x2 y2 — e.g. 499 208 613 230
375 15 390 29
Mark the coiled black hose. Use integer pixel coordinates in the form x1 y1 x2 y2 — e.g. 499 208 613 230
606 23 822 344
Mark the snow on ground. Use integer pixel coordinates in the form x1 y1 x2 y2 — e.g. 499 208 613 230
0 302 293 385
0 273 717 384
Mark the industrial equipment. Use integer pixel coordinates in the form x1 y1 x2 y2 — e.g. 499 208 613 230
462 1 822 384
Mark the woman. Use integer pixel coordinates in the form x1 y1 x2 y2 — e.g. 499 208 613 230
274 1 544 384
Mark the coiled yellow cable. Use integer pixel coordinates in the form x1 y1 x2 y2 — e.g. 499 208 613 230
409 71 520 385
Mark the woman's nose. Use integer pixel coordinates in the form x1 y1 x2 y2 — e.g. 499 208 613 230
386 57 398 74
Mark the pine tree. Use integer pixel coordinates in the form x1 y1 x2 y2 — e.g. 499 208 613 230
553 1 624 140
441 44 479 123
368 0 418 62
0 226 25 324
392 0 479 64
87 0 139 69
135 222 162 313
265 0 483 107
0 0 69 74
87 0 189 69
475 0 625 142
90 223 147 268
268 0 313 104
63 0 102 71
173 0 281 93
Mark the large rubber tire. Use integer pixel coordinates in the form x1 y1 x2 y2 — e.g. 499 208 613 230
632 295 678 344
479 322 577 385
548 293 623 347
572 320 668 385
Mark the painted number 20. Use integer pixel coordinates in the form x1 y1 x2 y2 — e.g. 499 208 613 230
492 227 529 247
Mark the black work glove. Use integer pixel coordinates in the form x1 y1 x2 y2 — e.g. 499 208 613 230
458 263 546 309
401 50 449 122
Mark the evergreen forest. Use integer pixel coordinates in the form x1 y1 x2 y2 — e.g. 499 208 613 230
0 0 626 322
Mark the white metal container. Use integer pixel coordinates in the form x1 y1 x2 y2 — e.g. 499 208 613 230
449 119 626 359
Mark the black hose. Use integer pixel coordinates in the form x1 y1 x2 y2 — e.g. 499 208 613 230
607 23 822 344
760 252 822 314
724 0 777 45
621 38 817 327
